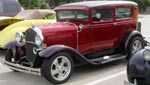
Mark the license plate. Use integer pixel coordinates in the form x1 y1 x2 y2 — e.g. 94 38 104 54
124 81 134 85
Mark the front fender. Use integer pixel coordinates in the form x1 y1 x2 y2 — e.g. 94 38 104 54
4 40 18 49
128 49 146 72
4 40 25 58
127 49 150 84
39 45 99 65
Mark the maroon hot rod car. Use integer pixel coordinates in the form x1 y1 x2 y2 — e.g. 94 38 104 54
3 1 145 84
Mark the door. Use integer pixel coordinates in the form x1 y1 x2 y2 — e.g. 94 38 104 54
78 25 94 54
113 7 133 47
91 8 118 52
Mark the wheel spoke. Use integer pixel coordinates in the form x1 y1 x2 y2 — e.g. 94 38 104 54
53 59 59 66
51 69 59 76
60 58 66 66
63 66 69 73
57 72 64 79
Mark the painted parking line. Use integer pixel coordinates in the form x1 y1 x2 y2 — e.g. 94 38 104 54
0 63 2 66
85 70 126 85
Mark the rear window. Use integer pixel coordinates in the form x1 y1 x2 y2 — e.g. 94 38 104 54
0 1 3 13
116 8 132 19
6 1 18 13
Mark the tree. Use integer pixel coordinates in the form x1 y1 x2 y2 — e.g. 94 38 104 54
131 0 150 12
18 0 49 9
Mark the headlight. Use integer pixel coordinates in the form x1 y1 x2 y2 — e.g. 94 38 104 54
144 50 150 61
16 32 24 44
35 34 44 46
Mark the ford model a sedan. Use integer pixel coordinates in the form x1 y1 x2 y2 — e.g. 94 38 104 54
3 1 145 84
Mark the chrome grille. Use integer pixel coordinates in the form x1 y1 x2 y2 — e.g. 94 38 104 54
25 28 38 65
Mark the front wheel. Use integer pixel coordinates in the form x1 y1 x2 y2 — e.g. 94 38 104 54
41 52 73 84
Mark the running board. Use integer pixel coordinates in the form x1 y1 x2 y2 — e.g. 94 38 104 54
89 54 126 64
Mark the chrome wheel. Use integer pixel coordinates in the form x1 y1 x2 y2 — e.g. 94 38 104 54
51 56 71 81
131 40 142 54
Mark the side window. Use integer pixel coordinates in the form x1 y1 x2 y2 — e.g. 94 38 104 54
76 11 88 20
0 1 3 13
6 1 18 13
92 9 113 22
116 8 132 19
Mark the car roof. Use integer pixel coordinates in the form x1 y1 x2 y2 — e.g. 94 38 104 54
14 9 55 19
59 1 137 8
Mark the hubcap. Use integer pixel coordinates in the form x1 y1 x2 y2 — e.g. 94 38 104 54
51 56 71 81
131 40 142 54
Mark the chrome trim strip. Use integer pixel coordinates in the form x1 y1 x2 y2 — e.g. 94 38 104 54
2 60 41 76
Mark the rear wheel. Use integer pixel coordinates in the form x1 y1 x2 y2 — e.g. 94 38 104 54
127 36 144 60
41 52 73 84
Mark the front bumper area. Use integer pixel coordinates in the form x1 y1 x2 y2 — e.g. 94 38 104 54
2 60 41 76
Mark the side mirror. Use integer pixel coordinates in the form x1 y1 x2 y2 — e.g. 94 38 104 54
78 24 84 32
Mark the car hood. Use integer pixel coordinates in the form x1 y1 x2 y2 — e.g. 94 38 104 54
38 22 78 47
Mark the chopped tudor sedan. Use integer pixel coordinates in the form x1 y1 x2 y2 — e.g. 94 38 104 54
127 48 150 85
3 1 146 84
0 9 56 48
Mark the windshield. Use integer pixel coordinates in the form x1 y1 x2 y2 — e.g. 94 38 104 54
57 10 88 20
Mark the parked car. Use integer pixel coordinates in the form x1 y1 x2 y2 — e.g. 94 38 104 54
3 1 145 84
0 0 22 17
0 9 56 48
127 48 150 85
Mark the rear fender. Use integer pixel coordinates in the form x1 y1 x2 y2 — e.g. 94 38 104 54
125 30 143 53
